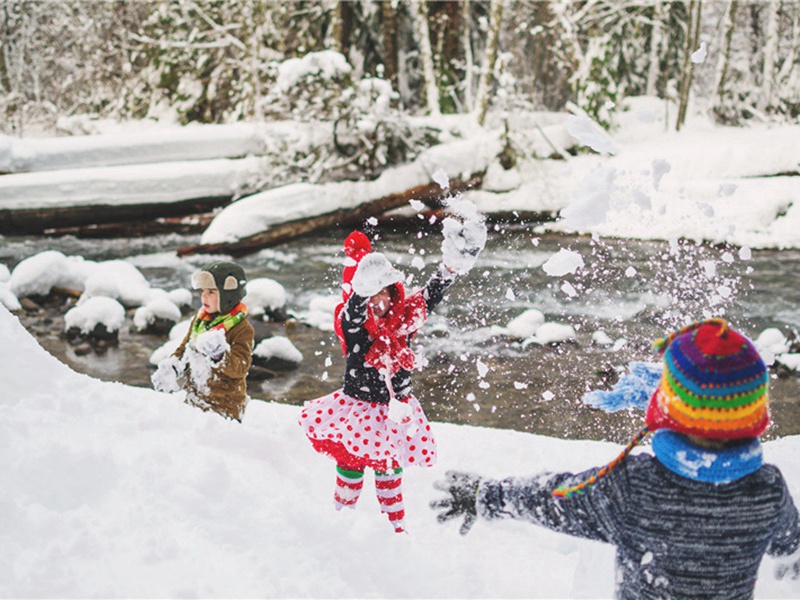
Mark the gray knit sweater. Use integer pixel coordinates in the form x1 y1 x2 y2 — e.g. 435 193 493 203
477 454 800 599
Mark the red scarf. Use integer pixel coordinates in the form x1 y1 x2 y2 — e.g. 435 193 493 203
363 290 427 375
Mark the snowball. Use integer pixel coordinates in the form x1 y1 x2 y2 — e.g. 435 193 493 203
64 296 126 334
253 336 303 364
560 281 578 297
506 309 545 339
244 278 287 316
409 199 425 212
476 358 489 378
739 246 752 261
133 298 182 330
542 249 584 276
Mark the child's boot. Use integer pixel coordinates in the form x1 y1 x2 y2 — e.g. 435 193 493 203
376 469 406 532
334 466 364 511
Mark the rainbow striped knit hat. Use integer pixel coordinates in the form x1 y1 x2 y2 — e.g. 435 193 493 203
554 318 769 498
645 318 769 439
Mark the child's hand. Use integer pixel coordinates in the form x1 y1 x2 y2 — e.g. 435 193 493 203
350 252 404 298
152 356 183 393
194 329 229 362
441 216 487 275
430 470 482 535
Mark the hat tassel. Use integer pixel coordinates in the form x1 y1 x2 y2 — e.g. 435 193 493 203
553 426 651 498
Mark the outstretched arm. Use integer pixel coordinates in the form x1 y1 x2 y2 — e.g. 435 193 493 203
432 467 624 544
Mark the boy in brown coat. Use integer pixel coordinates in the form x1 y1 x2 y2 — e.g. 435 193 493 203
152 261 254 422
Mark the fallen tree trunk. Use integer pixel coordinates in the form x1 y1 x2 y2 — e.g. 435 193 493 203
177 174 483 257
0 196 228 236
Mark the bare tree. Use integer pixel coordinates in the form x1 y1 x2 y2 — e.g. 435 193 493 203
760 0 781 111
410 0 440 115
646 1 665 96
676 0 702 131
474 0 504 126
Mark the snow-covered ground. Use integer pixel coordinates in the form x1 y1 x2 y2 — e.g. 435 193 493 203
3 306 800 598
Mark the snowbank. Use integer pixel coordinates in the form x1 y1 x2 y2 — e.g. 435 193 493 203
3 304 800 598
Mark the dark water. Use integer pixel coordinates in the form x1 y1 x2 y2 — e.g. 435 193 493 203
5 223 800 443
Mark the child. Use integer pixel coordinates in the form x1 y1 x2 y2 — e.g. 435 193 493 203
432 318 800 598
300 216 486 533
152 260 254 422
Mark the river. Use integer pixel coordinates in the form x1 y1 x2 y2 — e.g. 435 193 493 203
4 223 799 442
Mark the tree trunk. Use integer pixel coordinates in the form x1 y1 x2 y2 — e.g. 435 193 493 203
676 0 702 131
461 0 474 111
760 1 781 111
645 1 664 96
411 0 440 115
177 175 484 258
474 0 504 126
381 1 398 86
714 0 738 110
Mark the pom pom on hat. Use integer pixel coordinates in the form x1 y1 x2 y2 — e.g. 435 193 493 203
340 230 372 301
645 318 769 439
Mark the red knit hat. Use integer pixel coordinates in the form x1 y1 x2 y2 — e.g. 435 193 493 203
340 230 372 302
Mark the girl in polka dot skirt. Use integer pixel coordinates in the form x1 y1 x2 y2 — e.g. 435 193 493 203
300 218 485 533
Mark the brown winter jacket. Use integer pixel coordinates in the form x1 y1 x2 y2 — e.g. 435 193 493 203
174 316 254 421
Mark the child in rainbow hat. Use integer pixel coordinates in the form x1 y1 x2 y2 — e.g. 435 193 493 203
432 318 800 598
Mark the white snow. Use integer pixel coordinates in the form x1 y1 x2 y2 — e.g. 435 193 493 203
244 278 287 317
298 294 339 331
63 296 126 334
8 301 800 597
523 322 578 347
253 336 303 364
199 133 502 244
542 248 585 277
505 308 546 339
133 298 182 331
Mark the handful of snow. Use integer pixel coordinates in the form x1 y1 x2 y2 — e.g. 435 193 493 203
441 198 487 275
151 355 183 394
193 328 229 362
582 361 662 413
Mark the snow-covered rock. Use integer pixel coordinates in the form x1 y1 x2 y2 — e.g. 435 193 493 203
756 328 791 366
244 278 287 318
506 309 546 339
523 322 577 346
133 298 182 333
253 336 303 369
64 296 125 336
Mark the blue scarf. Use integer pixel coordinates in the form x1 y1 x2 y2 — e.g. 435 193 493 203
652 430 763 484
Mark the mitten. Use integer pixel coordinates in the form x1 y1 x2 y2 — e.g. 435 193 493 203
441 217 487 275
193 328 229 362
152 355 183 393
350 252 404 298
430 470 482 535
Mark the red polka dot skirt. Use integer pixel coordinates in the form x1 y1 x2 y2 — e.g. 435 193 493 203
299 390 437 471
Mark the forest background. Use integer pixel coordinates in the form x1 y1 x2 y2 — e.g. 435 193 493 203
3 0 800 184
